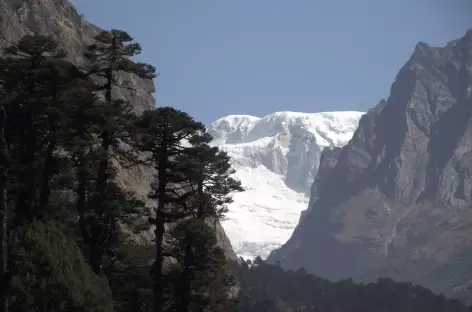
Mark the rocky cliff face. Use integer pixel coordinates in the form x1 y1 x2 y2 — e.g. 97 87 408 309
0 0 156 201
0 0 155 113
298 146 342 222
269 29 472 298
0 0 238 261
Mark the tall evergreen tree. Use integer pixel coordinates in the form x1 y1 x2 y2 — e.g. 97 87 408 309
0 35 72 224
84 29 155 212
83 29 155 274
57 80 103 243
134 107 205 312
35 58 85 215
168 134 243 312
58 79 146 277
184 133 243 219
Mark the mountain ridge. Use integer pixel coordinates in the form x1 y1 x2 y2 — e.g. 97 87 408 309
208 110 364 259
268 29 472 299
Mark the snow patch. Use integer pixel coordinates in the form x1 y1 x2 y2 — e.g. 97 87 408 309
209 111 364 259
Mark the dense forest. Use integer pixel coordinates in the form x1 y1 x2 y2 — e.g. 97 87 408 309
0 30 242 312
235 258 471 312
0 28 470 312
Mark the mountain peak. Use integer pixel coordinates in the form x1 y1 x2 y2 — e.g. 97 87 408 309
209 110 363 259
209 110 364 146
268 29 472 296
464 28 472 40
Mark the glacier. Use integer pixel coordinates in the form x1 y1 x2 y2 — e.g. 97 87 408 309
208 111 364 259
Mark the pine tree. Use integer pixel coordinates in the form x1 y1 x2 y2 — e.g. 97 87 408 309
184 132 243 219
134 107 205 312
0 35 74 224
35 58 85 216
166 133 243 312
57 78 146 277
57 79 103 243
84 28 155 213
83 29 156 274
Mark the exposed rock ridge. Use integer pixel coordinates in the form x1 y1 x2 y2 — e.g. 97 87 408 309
269 29 472 298
299 146 342 222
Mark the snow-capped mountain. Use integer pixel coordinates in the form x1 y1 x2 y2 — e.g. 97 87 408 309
208 111 364 259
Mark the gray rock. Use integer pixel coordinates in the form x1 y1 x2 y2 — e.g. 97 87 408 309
269 29 472 298
0 0 155 113
299 146 342 222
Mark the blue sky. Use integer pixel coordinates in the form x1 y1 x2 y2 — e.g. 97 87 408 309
73 0 472 125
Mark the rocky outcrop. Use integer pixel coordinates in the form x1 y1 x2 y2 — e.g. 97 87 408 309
269 29 472 298
0 0 237 260
299 146 342 222
0 0 155 113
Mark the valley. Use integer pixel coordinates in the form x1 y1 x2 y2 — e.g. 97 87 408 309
1 0 472 311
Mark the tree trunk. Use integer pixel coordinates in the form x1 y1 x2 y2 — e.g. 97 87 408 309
0 106 9 312
90 128 111 275
89 238 101 275
96 63 113 211
76 158 89 245
152 217 164 312
38 138 56 214
153 140 168 312
197 179 204 218
90 55 114 275
95 130 110 217
177 237 192 312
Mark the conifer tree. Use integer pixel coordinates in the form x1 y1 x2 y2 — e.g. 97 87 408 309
134 107 205 312
0 35 73 224
184 133 243 219
83 29 156 274
35 59 85 215
84 29 155 212
58 79 146 276
57 79 102 242
167 135 242 312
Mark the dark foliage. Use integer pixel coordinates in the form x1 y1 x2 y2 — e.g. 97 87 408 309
8 221 113 311
82 29 155 275
235 260 469 312
167 219 238 312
